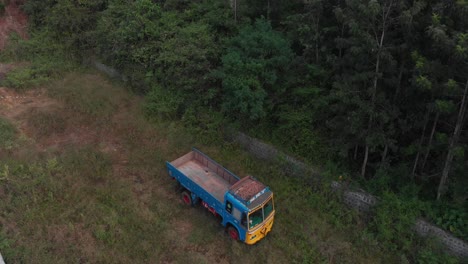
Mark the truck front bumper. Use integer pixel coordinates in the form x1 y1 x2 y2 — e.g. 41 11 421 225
245 212 274 245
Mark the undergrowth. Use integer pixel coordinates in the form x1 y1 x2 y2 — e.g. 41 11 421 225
0 32 77 89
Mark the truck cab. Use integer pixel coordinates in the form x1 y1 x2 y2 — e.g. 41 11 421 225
223 176 275 244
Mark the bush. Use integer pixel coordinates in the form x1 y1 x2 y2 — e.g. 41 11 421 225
181 107 225 144
1 31 77 89
428 203 468 241
1 66 51 89
369 192 422 254
416 238 458 264
145 84 183 120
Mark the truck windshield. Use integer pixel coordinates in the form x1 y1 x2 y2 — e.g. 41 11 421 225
248 197 274 230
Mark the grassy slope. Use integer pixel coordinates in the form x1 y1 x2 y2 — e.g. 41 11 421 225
0 71 393 263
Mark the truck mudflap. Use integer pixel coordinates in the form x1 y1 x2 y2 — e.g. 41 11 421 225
245 212 275 245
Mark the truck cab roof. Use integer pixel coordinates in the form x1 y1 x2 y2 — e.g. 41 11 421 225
229 176 271 209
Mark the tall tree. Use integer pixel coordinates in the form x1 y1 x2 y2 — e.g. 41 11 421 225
438 80 468 200
218 19 294 120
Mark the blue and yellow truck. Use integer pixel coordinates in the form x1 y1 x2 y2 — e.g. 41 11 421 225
166 148 274 244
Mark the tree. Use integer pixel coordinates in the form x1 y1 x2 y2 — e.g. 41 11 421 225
437 80 468 200
218 19 294 120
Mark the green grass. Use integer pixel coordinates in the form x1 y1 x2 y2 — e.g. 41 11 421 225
47 73 127 119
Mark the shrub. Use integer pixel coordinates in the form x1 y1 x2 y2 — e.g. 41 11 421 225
428 203 468 241
1 31 76 89
145 84 183 120
369 192 422 255
181 107 225 144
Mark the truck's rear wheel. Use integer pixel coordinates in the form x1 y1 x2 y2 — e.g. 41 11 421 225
181 191 192 206
227 226 239 241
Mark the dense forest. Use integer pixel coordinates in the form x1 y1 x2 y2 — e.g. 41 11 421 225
11 0 468 242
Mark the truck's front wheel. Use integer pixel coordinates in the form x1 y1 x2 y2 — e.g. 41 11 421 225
227 226 239 241
181 191 192 206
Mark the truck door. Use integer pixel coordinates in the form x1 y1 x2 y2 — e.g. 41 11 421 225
225 200 247 230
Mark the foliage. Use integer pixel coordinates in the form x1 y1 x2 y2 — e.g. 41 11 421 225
369 192 423 255
1 31 76 89
95 0 225 112
428 203 468 241
218 18 294 120
1 66 50 89
145 84 183 120
181 107 225 144
22 0 107 51
416 238 459 264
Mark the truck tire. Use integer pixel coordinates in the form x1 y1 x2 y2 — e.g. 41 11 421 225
227 226 239 241
181 191 192 206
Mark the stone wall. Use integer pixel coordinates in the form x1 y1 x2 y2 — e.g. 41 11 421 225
414 219 468 259
92 61 126 81
230 131 468 259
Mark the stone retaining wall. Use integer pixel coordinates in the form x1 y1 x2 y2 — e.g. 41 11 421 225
230 131 468 259
92 61 126 81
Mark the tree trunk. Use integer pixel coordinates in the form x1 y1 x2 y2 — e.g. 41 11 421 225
354 144 359 160
381 144 388 164
234 0 237 23
394 61 404 102
361 0 394 179
315 17 320 64
339 24 345 59
412 109 430 178
437 80 468 200
421 111 440 172
267 0 270 20
361 145 369 178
